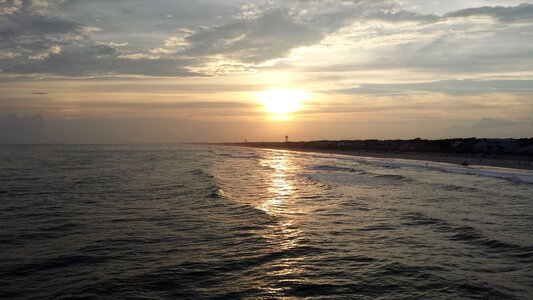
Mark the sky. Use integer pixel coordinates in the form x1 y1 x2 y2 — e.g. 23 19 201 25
0 0 532 143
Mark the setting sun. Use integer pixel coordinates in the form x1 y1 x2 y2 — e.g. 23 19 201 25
2 1 533 299
256 89 310 119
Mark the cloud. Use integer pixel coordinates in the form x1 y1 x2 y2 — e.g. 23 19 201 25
0 1 532 78
339 80 533 96
366 10 440 23
179 1 438 65
0 113 46 143
0 51 20 59
0 14 86 41
0 0 425 76
444 3 533 23
5 44 199 77
447 117 532 138
182 9 324 63
470 117 516 129
82 101 257 110
28 45 61 60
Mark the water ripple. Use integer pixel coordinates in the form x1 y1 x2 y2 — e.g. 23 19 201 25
0 144 532 299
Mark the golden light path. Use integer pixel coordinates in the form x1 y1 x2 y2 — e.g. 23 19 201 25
256 89 310 120
258 151 305 288
259 151 295 215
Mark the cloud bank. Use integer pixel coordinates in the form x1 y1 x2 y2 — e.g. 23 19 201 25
0 0 531 78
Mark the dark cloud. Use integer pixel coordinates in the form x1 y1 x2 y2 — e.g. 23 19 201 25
183 9 324 63
0 1 532 77
180 1 440 64
366 10 440 23
5 44 199 77
0 15 84 42
0 0 426 76
445 3 533 22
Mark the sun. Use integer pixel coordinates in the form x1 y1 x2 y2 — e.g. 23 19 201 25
256 89 309 119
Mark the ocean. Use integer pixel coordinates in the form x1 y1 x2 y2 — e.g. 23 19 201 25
1 144 532 299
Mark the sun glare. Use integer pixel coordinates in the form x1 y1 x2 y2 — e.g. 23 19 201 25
256 89 309 119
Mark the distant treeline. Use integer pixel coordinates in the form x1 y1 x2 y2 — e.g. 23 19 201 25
225 138 533 157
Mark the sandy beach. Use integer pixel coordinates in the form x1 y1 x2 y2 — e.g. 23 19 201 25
231 145 533 171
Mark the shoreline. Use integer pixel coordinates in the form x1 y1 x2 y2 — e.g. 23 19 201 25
224 145 533 171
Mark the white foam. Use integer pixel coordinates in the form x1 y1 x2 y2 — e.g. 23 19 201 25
340 155 533 184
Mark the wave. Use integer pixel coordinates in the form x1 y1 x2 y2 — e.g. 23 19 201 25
3 144 531 299
3 254 111 277
357 223 397 231
217 152 262 159
373 174 409 181
455 167 533 184
207 187 227 199
433 183 480 193
402 212 533 261
331 155 533 184
232 154 262 159
311 165 361 172
188 168 214 179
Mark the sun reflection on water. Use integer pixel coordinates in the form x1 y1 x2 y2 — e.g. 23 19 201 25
257 150 308 290
259 150 297 215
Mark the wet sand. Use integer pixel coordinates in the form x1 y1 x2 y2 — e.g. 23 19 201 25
233 145 533 170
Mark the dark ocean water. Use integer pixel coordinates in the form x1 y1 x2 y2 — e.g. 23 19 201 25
1 144 532 299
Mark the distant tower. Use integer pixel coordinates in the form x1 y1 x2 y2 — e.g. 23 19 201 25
285 135 289 142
